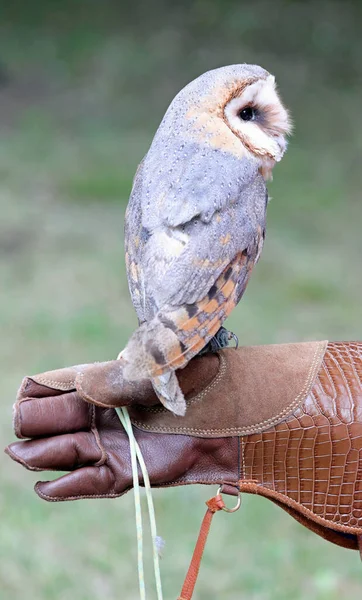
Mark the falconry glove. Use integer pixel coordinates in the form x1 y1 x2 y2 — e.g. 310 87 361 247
6 340 362 556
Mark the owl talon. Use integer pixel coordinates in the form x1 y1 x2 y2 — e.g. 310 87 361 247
228 331 239 349
198 327 238 356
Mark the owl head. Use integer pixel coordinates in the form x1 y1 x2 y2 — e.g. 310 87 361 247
158 64 292 180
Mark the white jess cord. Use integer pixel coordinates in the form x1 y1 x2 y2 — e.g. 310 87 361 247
115 406 145 599
115 405 163 600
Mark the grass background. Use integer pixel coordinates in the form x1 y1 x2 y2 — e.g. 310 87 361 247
1 1 362 598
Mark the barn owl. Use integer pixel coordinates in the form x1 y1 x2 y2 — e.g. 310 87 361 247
122 64 291 415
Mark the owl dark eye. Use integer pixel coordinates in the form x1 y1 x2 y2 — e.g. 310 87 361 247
238 106 256 121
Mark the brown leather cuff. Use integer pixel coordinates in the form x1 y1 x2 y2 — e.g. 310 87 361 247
129 340 327 436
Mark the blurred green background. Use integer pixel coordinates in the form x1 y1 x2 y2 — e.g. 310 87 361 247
1 1 362 598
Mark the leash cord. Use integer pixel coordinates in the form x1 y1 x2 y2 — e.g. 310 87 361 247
115 406 163 600
116 407 145 599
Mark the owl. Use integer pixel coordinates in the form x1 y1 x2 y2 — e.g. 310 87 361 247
122 64 291 415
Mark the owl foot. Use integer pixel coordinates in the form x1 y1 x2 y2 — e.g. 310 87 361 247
198 326 238 356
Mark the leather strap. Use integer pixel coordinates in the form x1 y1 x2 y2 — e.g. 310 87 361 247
177 494 225 600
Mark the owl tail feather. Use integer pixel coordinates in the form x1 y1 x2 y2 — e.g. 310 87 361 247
121 317 188 415
152 372 186 416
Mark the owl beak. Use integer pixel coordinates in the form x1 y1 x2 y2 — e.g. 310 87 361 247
277 135 288 156
271 135 288 162
259 159 275 181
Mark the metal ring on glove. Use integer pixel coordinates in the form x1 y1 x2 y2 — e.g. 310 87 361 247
217 486 242 513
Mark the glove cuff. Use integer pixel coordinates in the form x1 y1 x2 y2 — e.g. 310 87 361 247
128 340 327 437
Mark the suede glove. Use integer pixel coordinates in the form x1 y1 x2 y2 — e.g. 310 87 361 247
5 353 240 501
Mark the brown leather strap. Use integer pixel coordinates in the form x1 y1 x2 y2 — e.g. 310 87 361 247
177 494 225 600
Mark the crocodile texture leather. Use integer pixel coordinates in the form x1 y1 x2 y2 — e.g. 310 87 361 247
240 342 362 549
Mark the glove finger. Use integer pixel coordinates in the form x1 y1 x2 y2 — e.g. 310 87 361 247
5 430 103 471
34 465 129 501
14 391 92 439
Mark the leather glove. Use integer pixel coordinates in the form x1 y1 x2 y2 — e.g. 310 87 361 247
5 341 325 506
6 341 362 598
5 353 239 501
6 339 362 556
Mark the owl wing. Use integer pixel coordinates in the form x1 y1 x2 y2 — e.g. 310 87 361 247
123 171 266 380
124 159 151 322
152 248 257 374
123 238 262 380
125 144 263 322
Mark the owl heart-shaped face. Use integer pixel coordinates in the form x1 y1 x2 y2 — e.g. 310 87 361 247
223 74 291 164
180 65 291 180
